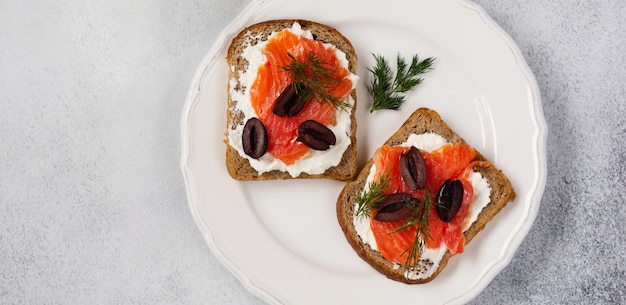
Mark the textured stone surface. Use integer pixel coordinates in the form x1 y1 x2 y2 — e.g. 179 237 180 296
1 0 624 304
468 1 626 304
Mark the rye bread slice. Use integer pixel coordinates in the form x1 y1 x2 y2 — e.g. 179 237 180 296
226 19 358 180
336 107 516 284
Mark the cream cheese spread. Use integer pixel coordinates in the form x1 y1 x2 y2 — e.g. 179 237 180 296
353 132 492 280
228 22 359 177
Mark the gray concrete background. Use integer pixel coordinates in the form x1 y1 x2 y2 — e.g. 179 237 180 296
1 0 624 304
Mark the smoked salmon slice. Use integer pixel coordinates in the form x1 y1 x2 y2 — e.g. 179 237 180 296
249 30 353 165
369 142 479 265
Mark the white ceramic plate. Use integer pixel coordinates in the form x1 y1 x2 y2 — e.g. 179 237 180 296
180 0 547 304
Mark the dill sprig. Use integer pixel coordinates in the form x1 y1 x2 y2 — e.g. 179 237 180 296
281 52 352 110
355 171 393 219
367 53 436 113
355 167 442 272
390 191 436 271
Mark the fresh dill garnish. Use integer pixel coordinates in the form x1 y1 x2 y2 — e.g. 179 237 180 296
367 53 436 112
281 52 352 110
355 171 393 219
355 165 443 271
390 191 436 271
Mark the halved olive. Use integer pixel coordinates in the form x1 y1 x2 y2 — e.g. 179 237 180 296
435 179 464 222
242 117 267 159
399 146 427 190
273 82 307 117
297 120 336 150
374 193 416 222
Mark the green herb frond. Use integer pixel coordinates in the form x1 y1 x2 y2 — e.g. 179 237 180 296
386 191 437 271
281 52 352 110
367 53 436 113
355 170 393 219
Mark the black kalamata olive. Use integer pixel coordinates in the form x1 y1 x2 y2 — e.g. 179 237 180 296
273 82 307 117
374 193 416 222
297 120 336 150
399 146 427 190
436 179 464 222
242 117 267 159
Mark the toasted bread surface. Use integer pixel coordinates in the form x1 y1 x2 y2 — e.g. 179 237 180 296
226 19 358 180
336 107 516 284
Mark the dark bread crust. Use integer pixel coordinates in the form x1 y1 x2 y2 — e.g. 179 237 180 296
336 108 516 284
226 19 358 180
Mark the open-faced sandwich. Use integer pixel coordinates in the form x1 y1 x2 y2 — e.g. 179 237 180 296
337 107 516 283
225 19 359 180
